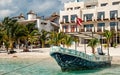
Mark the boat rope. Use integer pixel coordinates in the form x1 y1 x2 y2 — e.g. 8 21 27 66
1 58 48 75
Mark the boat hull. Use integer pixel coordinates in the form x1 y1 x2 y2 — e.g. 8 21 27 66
51 52 111 71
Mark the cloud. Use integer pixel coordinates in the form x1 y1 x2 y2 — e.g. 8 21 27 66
0 0 63 20
0 0 12 6
0 9 15 18
27 0 61 16
58 0 75 3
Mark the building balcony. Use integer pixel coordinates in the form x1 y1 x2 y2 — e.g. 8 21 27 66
82 20 93 23
110 17 120 21
60 21 77 25
60 21 64 24
60 21 70 24
86 29 92 32
117 29 120 32
110 18 116 20
95 18 109 22
79 29 85 32
110 28 116 31
71 20 75 23
97 29 102 32
97 19 102 21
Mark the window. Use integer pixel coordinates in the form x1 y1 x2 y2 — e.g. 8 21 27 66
41 22 47 25
67 8 73 11
77 0 80 2
86 5 96 9
63 25 68 29
84 24 93 32
110 22 117 26
63 15 68 22
74 7 80 10
112 1 120 5
84 14 93 21
97 12 105 19
101 3 108 6
71 15 77 21
97 23 105 32
62 25 68 32
98 23 105 27
110 22 118 31
110 10 118 19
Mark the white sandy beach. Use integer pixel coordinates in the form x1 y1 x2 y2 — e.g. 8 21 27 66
0 46 120 65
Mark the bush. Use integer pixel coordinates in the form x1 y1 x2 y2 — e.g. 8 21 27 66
113 43 117 48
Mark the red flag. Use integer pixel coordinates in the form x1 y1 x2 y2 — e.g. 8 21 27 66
76 18 82 26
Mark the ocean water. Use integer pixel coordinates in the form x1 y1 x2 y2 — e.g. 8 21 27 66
0 58 120 75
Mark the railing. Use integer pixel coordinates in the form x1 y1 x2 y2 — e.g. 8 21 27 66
50 46 112 62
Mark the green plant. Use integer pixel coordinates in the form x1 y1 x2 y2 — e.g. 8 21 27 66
103 44 107 49
113 43 117 48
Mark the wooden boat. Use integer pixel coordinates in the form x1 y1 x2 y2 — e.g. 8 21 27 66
50 46 112 71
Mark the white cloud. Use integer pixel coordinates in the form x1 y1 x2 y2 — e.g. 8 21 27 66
58 0 75 3
28 0 59 13
0 0 63 20
0 0 12 6
0 9 15 18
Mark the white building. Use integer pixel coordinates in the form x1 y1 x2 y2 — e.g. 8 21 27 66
59 0 120 44
14 10 59 32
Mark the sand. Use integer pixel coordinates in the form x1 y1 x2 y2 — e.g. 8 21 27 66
0 47 120 64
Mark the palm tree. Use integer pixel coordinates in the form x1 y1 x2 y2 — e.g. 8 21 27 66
48 31 65 46
22 23 37 51
28 30 39 49
15 24 29 50
103 30 114 56
2 17 18 53
88 38 99 54
48 31 74 48
73 36 79 50
62 35 74 48
39 29 49 48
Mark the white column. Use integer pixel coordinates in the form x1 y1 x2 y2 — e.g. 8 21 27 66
68 25 71 32
101 15 104 21
84 16 86 22
64 28 65 32
115 13 117 20
115 25 117 32
63 18 65 23
85 27 86 32
92 26 94 32
102 26 103 32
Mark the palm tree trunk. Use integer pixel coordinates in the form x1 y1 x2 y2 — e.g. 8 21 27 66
17 39 20 50
107 40 110 56
42 41 45 48
9 40 14 51
75 42 77 50
92 47 95 54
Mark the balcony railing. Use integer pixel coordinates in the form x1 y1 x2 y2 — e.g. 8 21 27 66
60 21 76 24
80 29 85 32
86 29 92 32
97 29 102 32
117 29 120 31
110 27 116 31
71 20 75 23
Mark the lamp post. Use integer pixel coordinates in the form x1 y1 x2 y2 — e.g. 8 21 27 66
84 39 86 54
100 34 103 51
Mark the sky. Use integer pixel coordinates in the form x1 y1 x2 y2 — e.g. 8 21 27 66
0 0 76 20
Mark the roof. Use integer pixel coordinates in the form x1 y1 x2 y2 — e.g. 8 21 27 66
67 32 106 39
27 10 36 15
46 12 59 21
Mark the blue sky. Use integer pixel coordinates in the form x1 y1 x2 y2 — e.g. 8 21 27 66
0 0 76 20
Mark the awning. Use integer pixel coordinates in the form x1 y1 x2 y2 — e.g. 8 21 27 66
67 32 106 39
